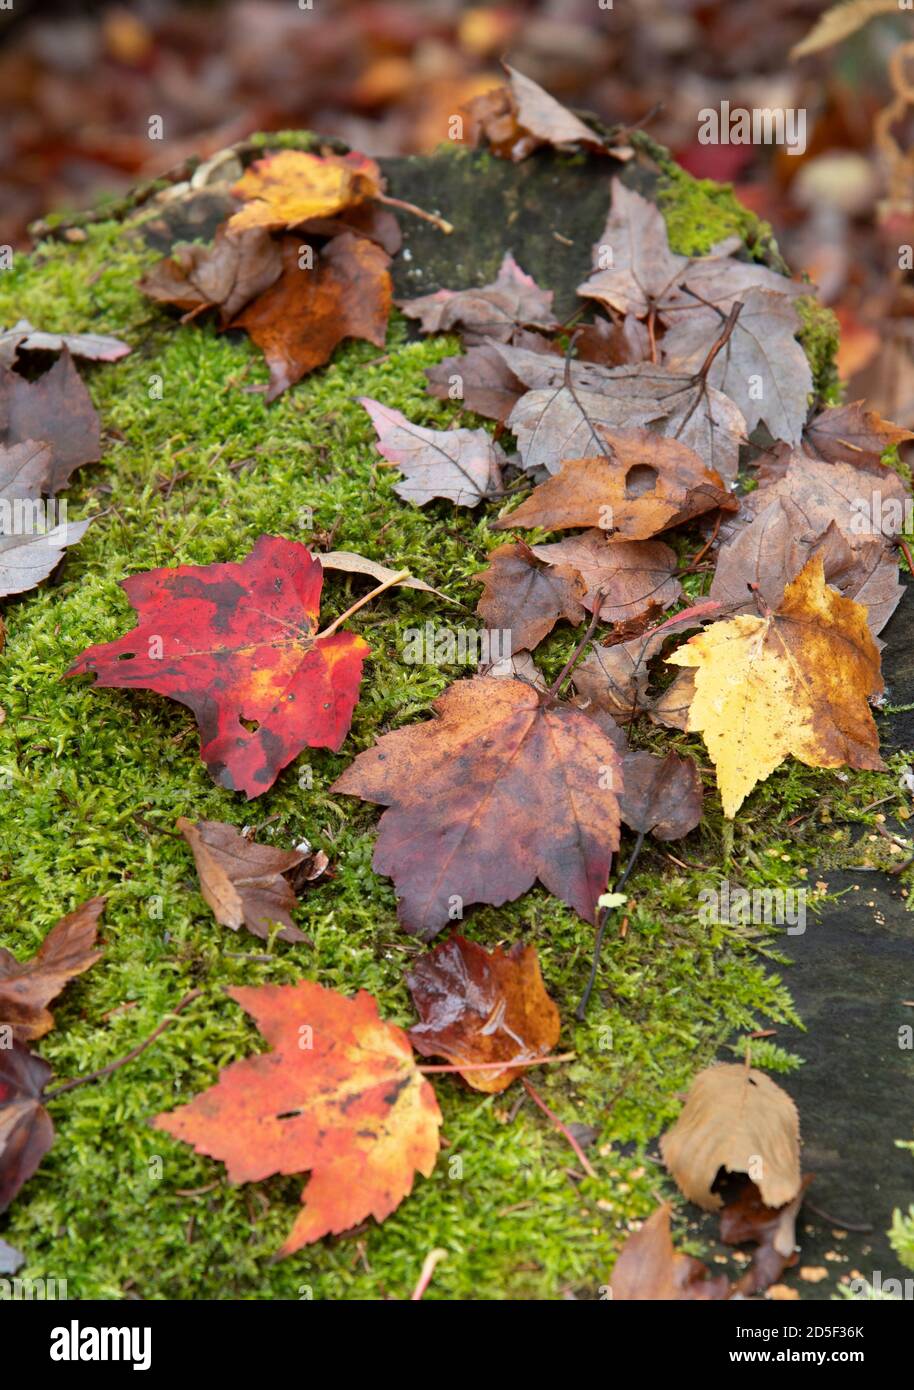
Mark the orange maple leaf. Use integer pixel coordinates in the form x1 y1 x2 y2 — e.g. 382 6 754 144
152 981 441 1255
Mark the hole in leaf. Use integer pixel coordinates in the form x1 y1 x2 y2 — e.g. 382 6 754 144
624 464 658 498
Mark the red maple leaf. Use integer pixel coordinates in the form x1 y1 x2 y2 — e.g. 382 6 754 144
66 536 369 798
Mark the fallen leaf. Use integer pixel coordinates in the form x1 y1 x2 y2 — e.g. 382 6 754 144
483 649 547 688
233 233 391 401
576 180 688 319
721 1175 813 1296
744 453 911 555
177 818 317 944
318 550 446 598
668 553 885 816
331 676 623 939
572 604 720 723
475 540 586 653
406 934 560 1093
360 397 502 506
399 252 556 345
137 226 283 324
662 288 813 445
425 342 526 423
493 432 735 537
1 440 91 598
0 351 101 493
0 898 104 1042
66 535 370 800
530 530 682 623
152 980 441 1255
0 1041 53 1214
709 496 904 635
0 1238 24 1274
227 150 383 234
660 1062 801 1211
618 750 703 840
610 1204 730 1300
804 400 914 469
465 63 607 161
0 319 130 366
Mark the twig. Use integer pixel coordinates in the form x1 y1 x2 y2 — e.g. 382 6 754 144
695 301 744 382
576 829 646 1020
376 191 453 235
417 1052 576 1074
804 1201 873 1234
521 1077 598 1179
43 990 203 1100
546 598 607 703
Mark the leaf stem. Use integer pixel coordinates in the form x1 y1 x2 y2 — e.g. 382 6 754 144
417 1051 576 1074
376 191 453 234
43 990 203 1100
521 1077 598 1179
317 570 411 638
576 829 646 1020
546 595 608 703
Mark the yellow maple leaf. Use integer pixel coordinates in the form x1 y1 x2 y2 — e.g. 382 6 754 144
228 150 382 234
667 553 884 817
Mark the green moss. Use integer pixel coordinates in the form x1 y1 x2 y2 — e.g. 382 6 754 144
795 296 842 404
0 176 897 1300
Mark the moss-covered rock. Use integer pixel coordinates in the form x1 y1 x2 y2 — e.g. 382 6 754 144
0 136 900 1300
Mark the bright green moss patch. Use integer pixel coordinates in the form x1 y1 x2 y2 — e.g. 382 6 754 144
0 184 902 1301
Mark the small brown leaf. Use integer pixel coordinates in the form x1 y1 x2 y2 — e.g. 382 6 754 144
0 1042 54 1214
233 233 391 401
610 1204 730 1301
400 252 556 345
475 541 586 653
618 750 703 840
177 818 318 944
531 529 681 623
406 934 560 1093
138 226 283 325
0 351 101 493
0 898 104 1042
360 397 502 507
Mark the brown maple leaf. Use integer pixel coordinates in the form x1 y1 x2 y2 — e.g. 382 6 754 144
475 540 586 654
618 750 703 840
530 530 681 623
0 1041 54 1214
493 431 735 537
233 233 391 401
137 226 283 325
331 676 623 940
610 1204 730 1301
464 62 610 162
360 397 503 506
399 252 556 345
1 441 91 599
0 351 101 493
406 934 560 1093
577 180 688 320
0 898 104 1043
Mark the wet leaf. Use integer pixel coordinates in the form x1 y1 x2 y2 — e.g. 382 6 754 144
618 750 703 840
332 676 623 940
0 351 101 493
493 431 735 537
465 63 608 162
0 441 91 598
406 934 560 1093
153 980 441 1255
0 1042 53 1214
233 233 391 401
530 529 681 623
400 252 556 345
137 226 283 325
668 553 885 816
610 1204 730 1301
577 180 688 320
227 150 383 234
0 319 130 366
66 536 370 800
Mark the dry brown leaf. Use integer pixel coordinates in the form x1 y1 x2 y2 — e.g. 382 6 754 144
530 529 681 623
0 898 105 1042
610 1204 730 1301
660 1063 801 1211
475 540 586 654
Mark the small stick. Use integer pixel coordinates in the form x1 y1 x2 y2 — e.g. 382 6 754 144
546 597 608 703
316 570 411 638
376 191 453 234
695 301 743 382
521 1077 598 1179
410 1248 448 1300
576 830 646 1020
898 537 914 575
804 1201 873 1234
43 990 203 1100
418 1052 576 1074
